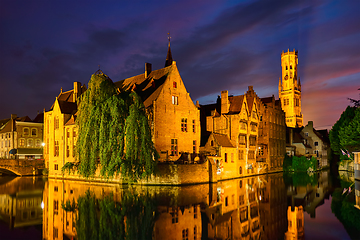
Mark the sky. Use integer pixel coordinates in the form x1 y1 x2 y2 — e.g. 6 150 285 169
0 0 359 129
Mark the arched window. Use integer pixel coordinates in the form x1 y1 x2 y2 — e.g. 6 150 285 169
23 127 29 136
27 139 33 148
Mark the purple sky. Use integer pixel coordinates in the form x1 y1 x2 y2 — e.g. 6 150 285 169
1 0 359 129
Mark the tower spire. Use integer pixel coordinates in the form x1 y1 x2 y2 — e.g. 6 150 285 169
165 32 173 67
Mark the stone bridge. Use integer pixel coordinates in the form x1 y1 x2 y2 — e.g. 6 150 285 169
0 159 45 176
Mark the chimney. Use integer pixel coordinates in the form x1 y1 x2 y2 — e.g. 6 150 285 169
145 63 152 78
73 82 81 102
221 90 229 114
308 121 313 129
11 114 17 119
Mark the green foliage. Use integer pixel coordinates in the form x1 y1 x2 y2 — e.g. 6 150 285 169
76 72 158 180
42 168 49 176
283 172 317 187
61 198 77 212
331 186 360 238
339 107 360 153
283 155 317 172
75 189 157 240
61 161 79 174
329 106 358 155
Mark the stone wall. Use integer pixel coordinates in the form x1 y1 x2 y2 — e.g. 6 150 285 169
0 159 45 176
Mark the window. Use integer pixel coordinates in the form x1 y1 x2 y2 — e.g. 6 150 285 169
193 140 196 153
35 139 41 148
171 208 178 223
54 164 58 170
249 136 256 146
192 120 195 133
240 121 247 130
182 228 188 240
231 153 234 163
238 135 246 145
251 123 257 132
54 186 58 192
193 206 197 219
66 145 70 158
225 153 228 163
314 141 318 146
31 128 37 136
239 195 245 205
239 166 242 175
54 117 59 130
225 196 228 206
27 139 33 147
239 150 244 160
173 81 177 88
194 226 197 240
210 140 214 146
305 132 309 137
23 127 29 136
19 138 25 147
172 95 178 105
54 141 59 156
54 200 59 215
249 150 255 160
181 118 187 132
239 180 242 188
171 139 178 156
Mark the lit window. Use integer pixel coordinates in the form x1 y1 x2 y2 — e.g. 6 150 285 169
172 96 178 105
171 139 178 156
27 139 33 147
193 140 196 153
192 120 195 133
173 81 177 88
35 139 41 148
19 138 25 147
314 141 318 146
225 153 228 163
181 118 187 132
54 141 59 156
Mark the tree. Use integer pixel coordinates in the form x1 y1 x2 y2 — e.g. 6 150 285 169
339 107 360 152
76 71 158 180
329 106 357 155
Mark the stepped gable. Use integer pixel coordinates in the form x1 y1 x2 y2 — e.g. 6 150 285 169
115 65 172 108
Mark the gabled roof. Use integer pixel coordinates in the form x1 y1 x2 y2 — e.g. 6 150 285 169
65 115 76 126
0 118 10 130
212 133 235 148
261 96 273 104
33 113 44 123
228 95 244 114
58 100 77 115
115 65 173 108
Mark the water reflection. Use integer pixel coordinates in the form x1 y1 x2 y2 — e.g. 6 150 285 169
1 170 350 239
0 176 45 230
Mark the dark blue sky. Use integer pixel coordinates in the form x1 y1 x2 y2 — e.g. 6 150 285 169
1 0 359 129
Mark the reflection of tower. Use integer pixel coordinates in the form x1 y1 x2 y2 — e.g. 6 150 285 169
279 49 303 127
285 206 304 240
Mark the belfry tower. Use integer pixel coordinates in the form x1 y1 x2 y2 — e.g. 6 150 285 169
279 49 303 127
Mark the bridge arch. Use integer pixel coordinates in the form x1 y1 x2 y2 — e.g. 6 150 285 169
0 167 21 176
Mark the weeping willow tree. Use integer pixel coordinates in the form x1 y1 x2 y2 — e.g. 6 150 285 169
76 71 158 180
64 190 158 240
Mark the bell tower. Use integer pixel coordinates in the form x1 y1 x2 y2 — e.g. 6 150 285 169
279 49 303 127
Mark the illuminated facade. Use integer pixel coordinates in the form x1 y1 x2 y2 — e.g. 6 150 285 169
0 114 43 159
279 49 303 128
201 86 286 177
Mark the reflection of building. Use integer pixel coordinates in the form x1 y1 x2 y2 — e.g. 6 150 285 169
0 177 44 229
284 206 304 240
259 173 287 240
354 152 360 181
43 174 289 240
0 114 44 159
355 180 360 210
278 49 303 128
286 170 332 218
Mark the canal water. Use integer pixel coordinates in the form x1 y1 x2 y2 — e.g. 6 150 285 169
0 170 359 240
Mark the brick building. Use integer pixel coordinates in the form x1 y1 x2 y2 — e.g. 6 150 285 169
200 86 286 177
44 44 200 177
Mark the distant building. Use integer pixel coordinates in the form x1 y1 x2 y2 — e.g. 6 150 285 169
200 86 286 177
279 49 303 128
286 121 331 169
0 114 43 159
